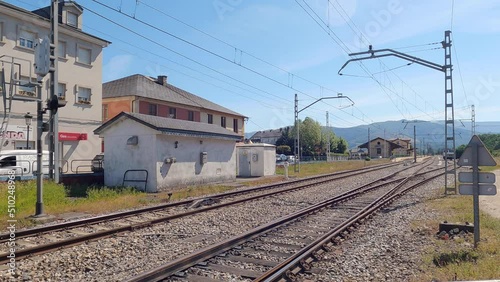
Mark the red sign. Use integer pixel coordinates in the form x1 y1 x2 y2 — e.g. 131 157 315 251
58 132 87 141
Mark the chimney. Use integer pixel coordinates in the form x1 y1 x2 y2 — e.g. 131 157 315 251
157 75 168 86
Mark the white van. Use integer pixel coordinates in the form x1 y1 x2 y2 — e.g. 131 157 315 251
0 150 50 176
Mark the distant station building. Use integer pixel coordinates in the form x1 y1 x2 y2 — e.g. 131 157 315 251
249 127 288 145
94 112 241 192
390 138 413 157
358 137 406 159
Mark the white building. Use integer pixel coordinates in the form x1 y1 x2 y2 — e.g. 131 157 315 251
0 1 110 173
94 112 242 192
236 143 276 177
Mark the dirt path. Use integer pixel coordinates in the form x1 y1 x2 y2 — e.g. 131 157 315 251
479 169 500 220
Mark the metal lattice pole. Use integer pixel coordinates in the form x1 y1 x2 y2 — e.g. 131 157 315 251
326 111 330 162
443 30 457 195
338 30 457 195
294 94 299 173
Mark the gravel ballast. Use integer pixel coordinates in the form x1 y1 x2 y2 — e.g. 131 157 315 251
2 161 450 281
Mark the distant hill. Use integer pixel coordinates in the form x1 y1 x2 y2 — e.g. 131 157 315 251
246 120 500 151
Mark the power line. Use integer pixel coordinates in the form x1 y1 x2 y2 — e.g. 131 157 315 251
82 5 289 104
85 1 372 129
328 0 443 118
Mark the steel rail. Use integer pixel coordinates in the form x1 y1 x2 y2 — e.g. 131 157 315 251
255 166 442 281
0 162 411 263
0 161 401 243
125 161 440 282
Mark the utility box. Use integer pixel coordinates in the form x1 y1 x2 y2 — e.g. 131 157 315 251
236 143 276 177
200 152 207 164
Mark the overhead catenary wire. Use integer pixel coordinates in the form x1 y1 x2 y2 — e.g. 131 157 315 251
329 0 443 117
12 0 406 135
84 1 366 128
89 0 337 105
136 0 346 94
304 0 444 125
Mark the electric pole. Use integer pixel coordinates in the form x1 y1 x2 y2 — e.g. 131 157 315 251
339 30 457 194
367 127 370 159
295 93 353 172
326 111 330 162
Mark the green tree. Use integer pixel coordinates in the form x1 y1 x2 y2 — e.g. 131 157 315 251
478 134 500 156
275 127 294 149
300 117 322 156
455 144 467 159
334 137 348 154
276 145 291 154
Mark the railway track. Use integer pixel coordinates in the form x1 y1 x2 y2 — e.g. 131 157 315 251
125 159 442 282
0 161 417 264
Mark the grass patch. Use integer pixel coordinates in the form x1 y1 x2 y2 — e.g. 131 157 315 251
0 180 241 230
479 156 500 172
432 250 479 267
0 159 393 230
415 192 500 281
276 159 391 178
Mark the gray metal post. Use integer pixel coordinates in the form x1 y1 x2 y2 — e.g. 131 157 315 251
367 127 370 158
338 30 457 195
471 105 476 136
413 125 417 163
49 0 60 182
294 94 299 173
326 111 330 162
472 142 479 247
443 30 457 194
35 85 44 216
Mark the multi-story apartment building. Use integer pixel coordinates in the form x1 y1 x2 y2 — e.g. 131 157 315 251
102 74 246 138
0 1 110 173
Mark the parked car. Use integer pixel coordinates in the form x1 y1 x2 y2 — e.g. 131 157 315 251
0 150 49 176
275 154 287 162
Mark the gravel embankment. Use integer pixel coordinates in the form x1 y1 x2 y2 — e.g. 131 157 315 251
3 162 441 281
300 170 450 281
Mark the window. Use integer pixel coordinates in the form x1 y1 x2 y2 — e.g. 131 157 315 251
58 41 66 58
77 86 91 104
77 46 91 65
19 30 35 49
376 148 382 155
57 83 66 100
67 12 78 27
221 116 226 128
148 103 157 116
233 118 238 133
102 104 108 121
169 107 176 119
207 114 213 124
0 156 16 167
188 111 194 121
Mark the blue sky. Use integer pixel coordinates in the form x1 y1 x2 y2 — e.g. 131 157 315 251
9 0 500 136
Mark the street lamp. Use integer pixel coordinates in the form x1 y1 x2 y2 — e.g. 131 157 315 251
24 112 33 149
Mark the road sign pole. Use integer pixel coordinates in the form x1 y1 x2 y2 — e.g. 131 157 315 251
472 142 480 248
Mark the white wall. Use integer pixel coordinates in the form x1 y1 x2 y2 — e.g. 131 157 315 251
155 134 236 191
101 119 157 192
236 145 276 177
263 146 276 176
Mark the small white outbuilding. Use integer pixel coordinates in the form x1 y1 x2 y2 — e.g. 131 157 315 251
236 143 276 177
94 112 242 192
